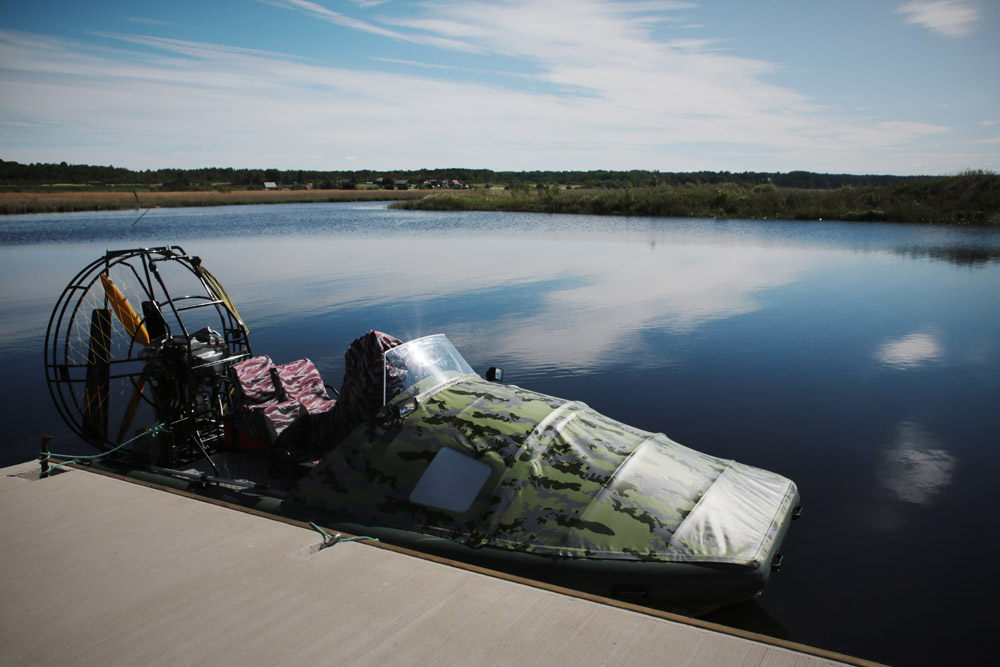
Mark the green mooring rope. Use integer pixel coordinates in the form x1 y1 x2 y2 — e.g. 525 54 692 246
39 422 172 477
39 432 381 551
308 521 380 548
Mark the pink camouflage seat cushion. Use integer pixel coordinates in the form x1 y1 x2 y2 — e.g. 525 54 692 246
230 355 336 445
233 355 278 403
273 358 337 415
230 331 403 451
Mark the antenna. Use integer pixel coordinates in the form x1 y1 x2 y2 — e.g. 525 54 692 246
130 191 150 227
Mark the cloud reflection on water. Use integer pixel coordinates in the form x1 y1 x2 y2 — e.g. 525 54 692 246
488 244 810 370
879 421 956 506
875 330 944 368
197 235 815 372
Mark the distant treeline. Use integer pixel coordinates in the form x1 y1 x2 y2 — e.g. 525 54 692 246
0 159 917 190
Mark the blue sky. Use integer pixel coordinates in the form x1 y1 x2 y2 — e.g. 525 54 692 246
1 0 997 174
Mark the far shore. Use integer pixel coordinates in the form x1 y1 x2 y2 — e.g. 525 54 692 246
2 171 997 226
0 188 424 215
391 173 999 226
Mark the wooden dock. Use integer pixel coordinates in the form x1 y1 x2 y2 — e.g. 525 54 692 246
0 461 880 666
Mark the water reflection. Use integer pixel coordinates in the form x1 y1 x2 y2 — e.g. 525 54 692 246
3 205 1000 666
879 421 956 505
487 245 812 370
192 237 817 374
894 244 1000 266
875 330 944 369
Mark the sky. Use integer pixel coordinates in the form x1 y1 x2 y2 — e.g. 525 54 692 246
0 0 997 175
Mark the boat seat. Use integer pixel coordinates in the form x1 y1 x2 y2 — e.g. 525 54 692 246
228 355 336 450
313 330 403 445
273 358 338 416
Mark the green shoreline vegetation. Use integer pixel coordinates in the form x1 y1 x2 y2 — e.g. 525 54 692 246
391 171 1000 226
1 160 996 224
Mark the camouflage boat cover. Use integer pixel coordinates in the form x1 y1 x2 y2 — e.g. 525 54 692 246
296 344 797 567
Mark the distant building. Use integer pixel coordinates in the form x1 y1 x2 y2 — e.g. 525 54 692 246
264 182 278 190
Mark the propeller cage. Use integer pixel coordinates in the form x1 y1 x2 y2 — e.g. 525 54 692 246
44 246 252 464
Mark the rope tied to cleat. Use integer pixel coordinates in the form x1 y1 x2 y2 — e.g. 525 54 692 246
308 521 380 550
39 422 173 478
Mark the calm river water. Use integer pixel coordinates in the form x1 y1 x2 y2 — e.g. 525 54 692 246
2 202 998 665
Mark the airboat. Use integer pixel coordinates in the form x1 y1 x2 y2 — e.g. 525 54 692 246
44 246 800 613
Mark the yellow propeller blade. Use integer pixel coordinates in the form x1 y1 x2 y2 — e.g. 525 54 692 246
99 273 151 346
198 266 248 334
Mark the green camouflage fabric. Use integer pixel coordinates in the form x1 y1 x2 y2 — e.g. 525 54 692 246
294 375 798 567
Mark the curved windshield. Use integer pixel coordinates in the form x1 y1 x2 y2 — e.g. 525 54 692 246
384 334 476 404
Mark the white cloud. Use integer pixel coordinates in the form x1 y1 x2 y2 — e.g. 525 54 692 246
269 0 477 51
123 16 178 28
876 330 944 368
388 0 813 128
895 1 979 37
0 0 991 173
271 0 393 36
833 121 951 149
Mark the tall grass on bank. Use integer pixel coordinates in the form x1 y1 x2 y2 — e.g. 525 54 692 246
0 188 424 215
392 171 1000 225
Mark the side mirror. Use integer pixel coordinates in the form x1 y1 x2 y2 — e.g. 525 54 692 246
395 397 419 418
486 367 504 382
379 396 418 421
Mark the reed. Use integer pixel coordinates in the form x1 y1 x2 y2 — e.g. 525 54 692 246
392 172 1000 225
5 172 997 224
0 188 424 215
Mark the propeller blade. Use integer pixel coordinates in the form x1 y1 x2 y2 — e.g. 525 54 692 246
99 273 150 346
142 300 167 339
198 266 248 333
116 376 146 444
82 308 111 439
